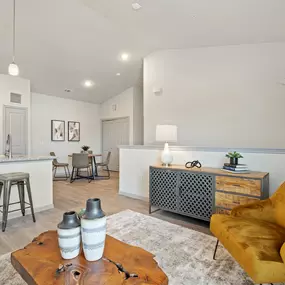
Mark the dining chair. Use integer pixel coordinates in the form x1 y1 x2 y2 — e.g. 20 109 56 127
70 153 92 183
50 152 70 180
96 151 111 178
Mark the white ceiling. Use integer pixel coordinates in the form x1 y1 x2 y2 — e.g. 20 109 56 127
0 0 285 103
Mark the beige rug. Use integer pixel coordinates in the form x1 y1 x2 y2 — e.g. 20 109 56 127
0 210 283 285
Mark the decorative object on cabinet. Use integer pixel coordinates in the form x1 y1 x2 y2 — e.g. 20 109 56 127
185 160 202 169
225 151 243 165
57 211 81 259
156 125 177 166
81 198 106 261
51 120 65 141
149 165 269 221
68 121 80 142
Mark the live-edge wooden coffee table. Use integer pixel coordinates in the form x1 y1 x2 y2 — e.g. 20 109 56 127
11 230 168 285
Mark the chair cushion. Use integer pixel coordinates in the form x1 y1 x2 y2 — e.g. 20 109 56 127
54 162 69 167
0 172 29 181
211 214 285 283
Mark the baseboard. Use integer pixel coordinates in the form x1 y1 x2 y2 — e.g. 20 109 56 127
7 204 54 221
119 191 148 202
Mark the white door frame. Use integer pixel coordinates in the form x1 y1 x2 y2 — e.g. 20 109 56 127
101 117 130 171
3 105 28 155
100 116 130 155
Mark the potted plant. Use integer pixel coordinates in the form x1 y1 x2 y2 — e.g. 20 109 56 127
81 145 90 153
225 151 243 165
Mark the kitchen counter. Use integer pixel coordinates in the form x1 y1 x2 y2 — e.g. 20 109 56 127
0 156 53 163
0 156 54 221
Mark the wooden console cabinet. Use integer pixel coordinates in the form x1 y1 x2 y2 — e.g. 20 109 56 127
149 165 269 221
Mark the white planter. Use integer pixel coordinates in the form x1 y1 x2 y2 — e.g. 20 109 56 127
81 216 107 261
57 227 81 259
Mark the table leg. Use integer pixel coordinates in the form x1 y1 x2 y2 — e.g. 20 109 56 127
91 157 96 180
94 156 98 177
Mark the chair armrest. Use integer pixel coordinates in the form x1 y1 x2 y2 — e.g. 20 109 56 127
281 243 285 264
230 198 275 223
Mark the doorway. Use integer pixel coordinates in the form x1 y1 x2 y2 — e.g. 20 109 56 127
102 117 130 171
4 106 28 155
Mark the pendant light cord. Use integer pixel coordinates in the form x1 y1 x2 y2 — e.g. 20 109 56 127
12 0 16 62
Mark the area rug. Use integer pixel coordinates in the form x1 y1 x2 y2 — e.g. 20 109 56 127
0 210 283 285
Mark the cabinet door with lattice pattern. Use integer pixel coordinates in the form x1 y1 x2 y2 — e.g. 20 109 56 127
178 172 214 221
150 168 178 212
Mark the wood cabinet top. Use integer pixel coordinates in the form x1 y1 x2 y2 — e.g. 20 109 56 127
151 165 269 179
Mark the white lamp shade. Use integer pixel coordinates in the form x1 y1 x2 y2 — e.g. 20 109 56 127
156 125 177 142
8 63 19 76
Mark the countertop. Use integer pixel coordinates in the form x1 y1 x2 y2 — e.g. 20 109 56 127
0 156 54 163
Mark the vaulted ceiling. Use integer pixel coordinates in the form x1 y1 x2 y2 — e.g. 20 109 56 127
0 0 285 103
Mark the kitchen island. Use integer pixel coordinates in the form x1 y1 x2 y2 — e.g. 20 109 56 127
0 156 54 220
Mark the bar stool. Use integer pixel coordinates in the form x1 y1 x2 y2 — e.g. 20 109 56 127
0 172 36 232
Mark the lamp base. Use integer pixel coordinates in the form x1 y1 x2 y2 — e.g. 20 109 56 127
161 143 173 167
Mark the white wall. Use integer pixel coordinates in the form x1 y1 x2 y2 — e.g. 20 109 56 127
100 86 143 145
0 74 31 154
133 86 144 145
119 147 285 200
31 93 100 162
144 42 285 148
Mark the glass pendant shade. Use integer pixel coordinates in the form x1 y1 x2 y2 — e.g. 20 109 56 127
8 62 19 76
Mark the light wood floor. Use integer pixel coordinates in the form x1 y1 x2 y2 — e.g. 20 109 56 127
0 172 210 255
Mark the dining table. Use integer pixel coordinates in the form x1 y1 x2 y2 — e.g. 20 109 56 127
68 153 102 180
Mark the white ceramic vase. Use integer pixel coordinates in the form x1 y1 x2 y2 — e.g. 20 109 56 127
161 142 173 166
57 211 81 260
81 198 106 261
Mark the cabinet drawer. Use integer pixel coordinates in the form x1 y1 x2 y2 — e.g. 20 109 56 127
216 176 261 197
215 192 258 209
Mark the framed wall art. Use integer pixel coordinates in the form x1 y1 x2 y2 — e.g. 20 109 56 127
68 121 80 142
51 120 65 141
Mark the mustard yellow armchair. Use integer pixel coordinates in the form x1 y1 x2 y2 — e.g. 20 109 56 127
210 182 285 285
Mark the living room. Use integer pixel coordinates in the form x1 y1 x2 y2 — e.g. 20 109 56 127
0 1 285 284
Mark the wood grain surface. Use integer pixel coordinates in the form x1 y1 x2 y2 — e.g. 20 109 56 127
152 165 268 179
215 192 259 209
215 208 231 215
216 176 261 196
11 231 168 285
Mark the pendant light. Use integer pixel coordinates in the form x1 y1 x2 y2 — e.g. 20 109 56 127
8 0 19 76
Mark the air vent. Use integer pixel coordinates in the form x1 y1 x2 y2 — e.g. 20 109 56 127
10 93 22 104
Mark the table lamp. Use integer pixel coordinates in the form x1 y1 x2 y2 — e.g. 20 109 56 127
156 125 177 166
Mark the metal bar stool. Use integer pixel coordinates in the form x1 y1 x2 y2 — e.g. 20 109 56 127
0 172 36 232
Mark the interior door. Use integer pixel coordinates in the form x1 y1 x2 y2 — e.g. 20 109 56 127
102 118 130 171
4 106 28 155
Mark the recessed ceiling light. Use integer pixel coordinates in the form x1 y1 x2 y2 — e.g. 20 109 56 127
132 3 142 10
116 73 121 76
121 53 129 61
83 80 94 88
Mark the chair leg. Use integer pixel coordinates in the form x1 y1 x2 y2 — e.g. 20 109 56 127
213 239 219 260
0 183 3 203
63 166 68 180
70 167 75 183
25 178 36 223
53 166 57 180
2 181 12 232
88 167 92 183
106 165 110 179
17 181 25 216
67 166 70 178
